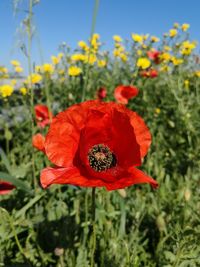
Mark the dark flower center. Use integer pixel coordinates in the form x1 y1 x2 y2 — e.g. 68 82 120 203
88 144 117 172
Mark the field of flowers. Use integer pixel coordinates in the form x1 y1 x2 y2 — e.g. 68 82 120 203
0 1 200 266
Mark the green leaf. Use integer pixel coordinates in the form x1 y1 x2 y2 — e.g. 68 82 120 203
0 171 32 194
0 148 11 172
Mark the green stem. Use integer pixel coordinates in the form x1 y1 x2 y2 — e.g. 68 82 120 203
27 0 37 189
81 0 100 102
90 187 96 267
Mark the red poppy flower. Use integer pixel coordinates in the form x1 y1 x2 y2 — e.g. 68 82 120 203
114 85 139 105
40 100 158 191
32 133 45 153
140 69 158 78
147 50 160 64
35 105 52 128
97 87 107 101
0 180 15 195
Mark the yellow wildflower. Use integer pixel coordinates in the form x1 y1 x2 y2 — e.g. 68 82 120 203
184 80 189 89
35 65 42 72
97 60 107 68
180 41 196 55
169 29 178 37
113 49 121 57
0 84 14 98
143 34 149 40
0 67 8 73
151 36 160 42
160 65 171 72
11 60 20 66
119 54 128 62
15 66 23 73
164 46 172 51
171 57 183 66
58 53 64 59
113 35 122 42
71 54 86 61
195 71 200 77
42 63 54 73
11 80 17 86
137 57 151 69
155 108 161 114
68 66 82 76
51 56 60 65
27 73 42 84
160 52 171 62
84 54 97 65
58 69 65 75
78 41 89 51
182 23 190 31
20 87 27 95
131 34 143 43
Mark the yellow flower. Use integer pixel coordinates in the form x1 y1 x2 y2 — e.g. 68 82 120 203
58 53 64 59
119 54 128 62
11 60 20 66
155 108 161 114
71 54 86 61
113 49 121 57
15 66 23 73
51 56 60 65
27 73 42 84
0 84 14 98
160 65 171 72
164 46 172 51
180 41 196 55
182 23 190 31
113 35 122 42
151 36 160 42
195 71 200 77
97 60 107 68
20 87 27 95
35 65 42 72
68 66 82 76
171 57 183 66
137 57 151 69
58 69 65 75
143 34 149 40
0 67 8 73
78 41 89 51
84 54 97 65
184 80 189 89
42 63 54 73
160 52 171 62
131 34 143 43
169 29 178 37
173 22 180 29
92 33 100 40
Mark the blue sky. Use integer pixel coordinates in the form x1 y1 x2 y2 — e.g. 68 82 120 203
1 0 200 71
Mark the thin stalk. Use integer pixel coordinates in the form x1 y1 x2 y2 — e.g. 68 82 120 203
90 187 96 267
81 0 100 102
27 0 37 189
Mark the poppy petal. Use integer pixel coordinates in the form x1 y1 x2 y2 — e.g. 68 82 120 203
0 181 15 195
105 167 158 190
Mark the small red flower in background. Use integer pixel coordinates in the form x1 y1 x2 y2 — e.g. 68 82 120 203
147 50 160 64
97 87 107 101
114 85 139 104
140 69 158 78
35 105 52 128
0 181 15 195
40 100 158 191
32 133 45 153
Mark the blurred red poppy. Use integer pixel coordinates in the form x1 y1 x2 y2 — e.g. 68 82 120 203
141 69 158 78
0 181 15 195
114 85 139 104
32 133 45 153
40 100 158 191
147 50 160 64
97 87 107 101
35 105 52 128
